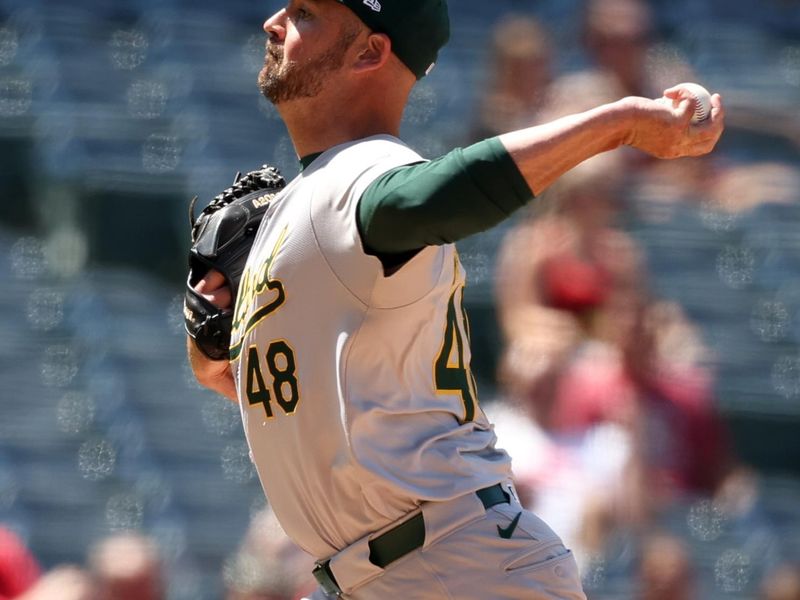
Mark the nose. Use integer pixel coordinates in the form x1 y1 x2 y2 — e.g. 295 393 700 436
263 9 286 41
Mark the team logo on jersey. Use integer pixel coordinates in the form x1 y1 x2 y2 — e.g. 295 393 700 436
230 226 289 360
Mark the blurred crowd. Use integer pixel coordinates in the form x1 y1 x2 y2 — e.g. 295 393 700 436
477 0 800 597
0 510 321 600
2 0 800 598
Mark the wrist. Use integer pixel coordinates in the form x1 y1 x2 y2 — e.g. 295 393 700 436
605 97 642 149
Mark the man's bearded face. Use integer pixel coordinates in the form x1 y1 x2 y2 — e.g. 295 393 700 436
259 30 357 104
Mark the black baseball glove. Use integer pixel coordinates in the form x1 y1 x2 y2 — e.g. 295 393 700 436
184 165 286 360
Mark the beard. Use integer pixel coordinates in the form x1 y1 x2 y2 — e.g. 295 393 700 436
258 31 358 105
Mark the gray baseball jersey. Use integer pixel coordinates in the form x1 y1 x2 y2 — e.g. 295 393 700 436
229 135 513 559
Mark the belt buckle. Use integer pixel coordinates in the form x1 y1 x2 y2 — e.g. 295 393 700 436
312 560 342 597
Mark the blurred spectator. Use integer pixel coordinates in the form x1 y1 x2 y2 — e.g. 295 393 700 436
224 506 317 600
469 15 553 141
535 69 625 125
707 161 800 215
626 143 800 222
760 563 800 600
87 532 164 600
492 150 641 563
495 239 733 566
17 567 94 600
582 0 654 97
621 301 733 497
495 70 633 360
626 156 717 214
637 533 696 600
581 0 692 99
1 524 94 600
0 527 41 599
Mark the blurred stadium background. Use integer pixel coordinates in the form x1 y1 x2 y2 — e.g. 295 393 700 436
0 0 799 598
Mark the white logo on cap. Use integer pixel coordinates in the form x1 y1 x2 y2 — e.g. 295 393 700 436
363 0 381 12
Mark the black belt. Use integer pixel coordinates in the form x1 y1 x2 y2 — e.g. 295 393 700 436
313 484 509 596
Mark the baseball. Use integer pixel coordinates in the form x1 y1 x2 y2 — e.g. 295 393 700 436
659 82 712 124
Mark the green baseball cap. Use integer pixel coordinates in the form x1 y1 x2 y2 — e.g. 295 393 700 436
336 0 450 79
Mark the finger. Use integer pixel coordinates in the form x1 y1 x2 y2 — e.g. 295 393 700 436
194 269 232 308
672 97 694 123
709 93 724 121
195 269 226 293
662 86 699 120
202 285 233 309
662 85 696 101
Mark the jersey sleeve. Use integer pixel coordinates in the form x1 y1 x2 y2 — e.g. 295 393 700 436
358 137 535 255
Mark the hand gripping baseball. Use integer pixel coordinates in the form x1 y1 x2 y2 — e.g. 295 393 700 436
625 83 725 160
184 165 286 360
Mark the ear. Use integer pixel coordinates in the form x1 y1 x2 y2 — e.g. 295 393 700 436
352 32 392 74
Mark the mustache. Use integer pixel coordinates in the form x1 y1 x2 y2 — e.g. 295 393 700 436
266 42 283 62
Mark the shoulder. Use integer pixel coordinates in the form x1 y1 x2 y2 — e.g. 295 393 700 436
312 135 424 175
304 135 426 213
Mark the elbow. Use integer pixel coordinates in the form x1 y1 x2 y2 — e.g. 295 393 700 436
196 365 238 403
186 337 238 401
191 363 216 389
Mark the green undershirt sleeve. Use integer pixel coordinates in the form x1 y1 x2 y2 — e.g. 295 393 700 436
357 137 535 258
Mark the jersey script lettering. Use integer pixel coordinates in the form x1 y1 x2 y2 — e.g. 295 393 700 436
230 226 290 361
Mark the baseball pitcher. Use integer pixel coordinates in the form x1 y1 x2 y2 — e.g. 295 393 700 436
185 0 725 598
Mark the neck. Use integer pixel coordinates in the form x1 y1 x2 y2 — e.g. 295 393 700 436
275 80 408 158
